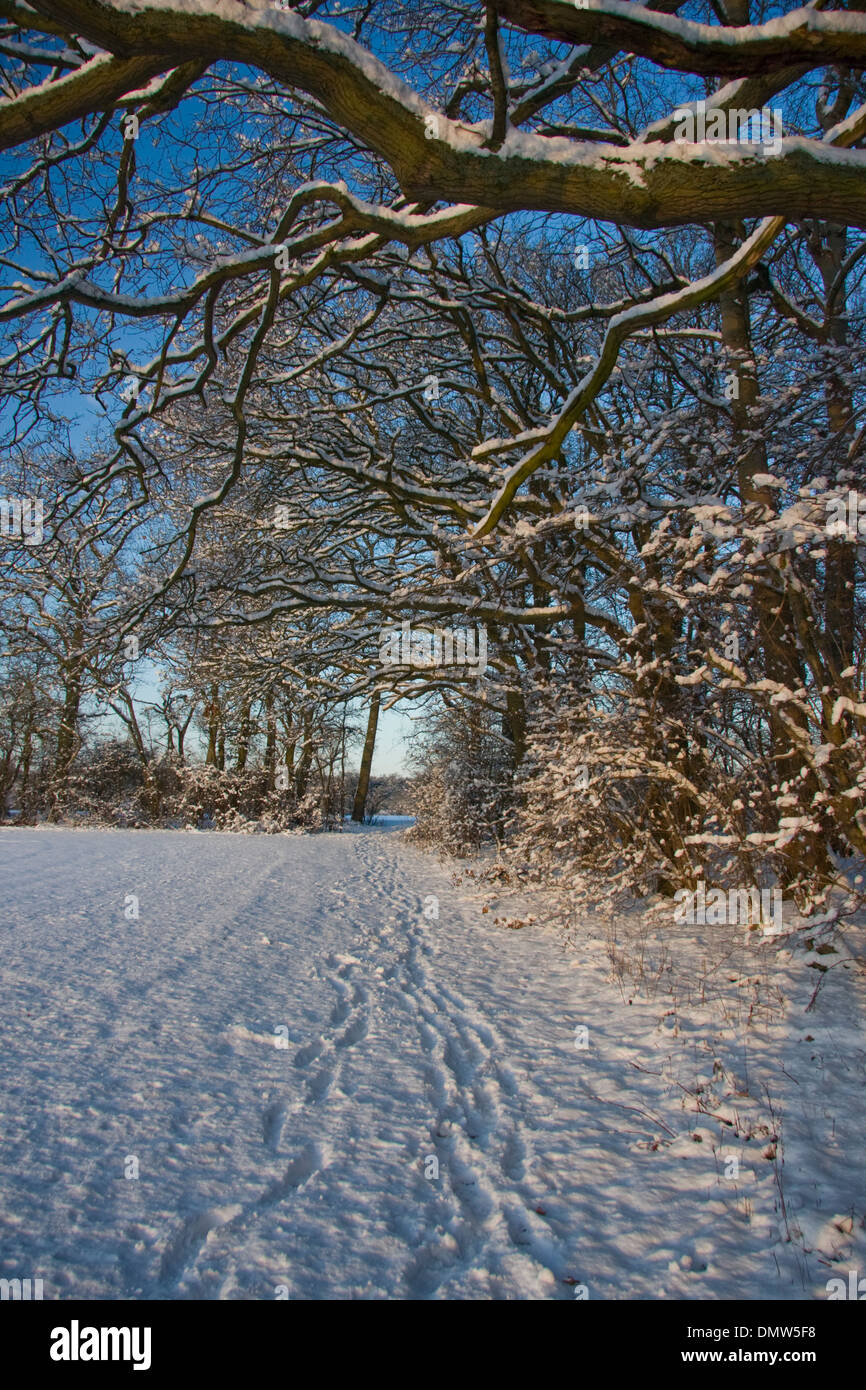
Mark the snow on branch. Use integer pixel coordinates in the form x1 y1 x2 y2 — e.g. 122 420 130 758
3 0 864 230
471 216 785 537
493 1 866 78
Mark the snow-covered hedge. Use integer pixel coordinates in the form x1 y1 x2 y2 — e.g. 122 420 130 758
23 742 337 833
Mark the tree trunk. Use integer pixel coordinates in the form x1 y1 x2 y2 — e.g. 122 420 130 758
205 683 219 766
817 223 856 679
352 692 380 822
55 634 84 782
715 220 829 888
236 702 252 771
264 692 277 787
295 712 313 799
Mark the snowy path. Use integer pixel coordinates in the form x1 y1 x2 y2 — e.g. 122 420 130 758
1 826 864 1300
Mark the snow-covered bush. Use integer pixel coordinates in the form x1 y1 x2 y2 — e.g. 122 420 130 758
507 665 866 928
407 706 514 856
27 742 336 833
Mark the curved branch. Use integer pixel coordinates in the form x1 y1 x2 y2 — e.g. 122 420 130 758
471 214 785 538
8 0 866 229
493 1 866 78
0 50 171 150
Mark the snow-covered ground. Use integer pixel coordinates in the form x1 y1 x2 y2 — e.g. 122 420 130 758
0 824 864 1300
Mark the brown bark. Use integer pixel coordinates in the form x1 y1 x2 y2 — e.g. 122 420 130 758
295 712 313 799
714 219 829 885
814 222 856 678
6 3 866 229
235 703 252 771
264 692 277 787
352 692 380 823
55 624 84 783
204 683 219 766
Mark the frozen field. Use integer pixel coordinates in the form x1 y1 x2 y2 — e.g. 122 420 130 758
0 824 864 1300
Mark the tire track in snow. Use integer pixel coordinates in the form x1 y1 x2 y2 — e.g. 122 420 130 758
347 837 571 1298
289 951 370 1107
152 831 561 1298
154 929 376 1292
154 1141 322 1292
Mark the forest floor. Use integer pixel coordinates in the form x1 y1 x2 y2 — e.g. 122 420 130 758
1 822 864 1300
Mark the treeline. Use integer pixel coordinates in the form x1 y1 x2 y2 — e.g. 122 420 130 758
0 614 409 830
1 0 864 925
2 715 411 833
